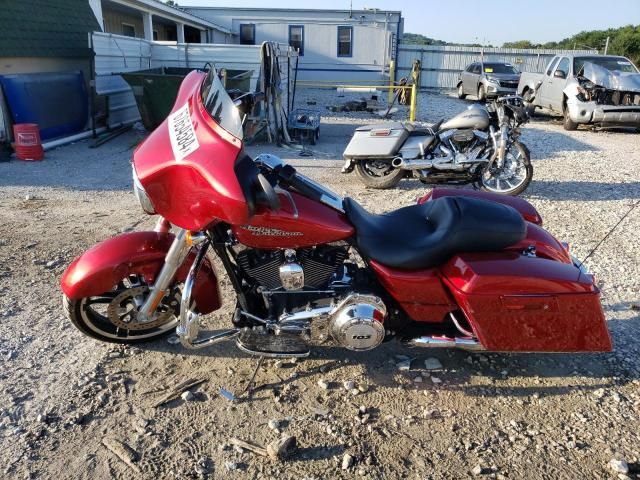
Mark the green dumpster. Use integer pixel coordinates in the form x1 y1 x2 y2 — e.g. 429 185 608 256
121 67 253 131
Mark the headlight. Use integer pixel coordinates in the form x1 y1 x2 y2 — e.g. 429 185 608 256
132 166 156 214
486 76 499 84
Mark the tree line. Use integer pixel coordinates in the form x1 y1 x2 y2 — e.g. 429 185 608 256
404 25 640 65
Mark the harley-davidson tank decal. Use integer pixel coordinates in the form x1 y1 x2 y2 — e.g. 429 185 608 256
168 103 199 161
240 226 304 237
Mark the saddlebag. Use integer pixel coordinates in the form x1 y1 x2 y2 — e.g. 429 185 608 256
440 253 612 352
343 123 409 159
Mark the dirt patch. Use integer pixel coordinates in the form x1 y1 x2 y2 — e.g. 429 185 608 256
0 92 639 479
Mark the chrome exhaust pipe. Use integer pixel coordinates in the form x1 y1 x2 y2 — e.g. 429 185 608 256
407 335 484 351
392 157 434 170
177 240 239 349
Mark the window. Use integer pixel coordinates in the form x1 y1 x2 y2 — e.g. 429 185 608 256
555 57 570 77
122 23 136 38
153 30 158 41
483 63 518 74
465 63 476 72
472 63 481 74
574 56 638 74
239 24 255 45
546 57 559 76
288 25 304 56
337 26 353 57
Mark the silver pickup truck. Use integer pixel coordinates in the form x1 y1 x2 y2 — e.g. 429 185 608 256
517 54 640 130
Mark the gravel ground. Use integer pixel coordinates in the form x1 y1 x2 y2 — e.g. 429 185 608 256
0 89 639 480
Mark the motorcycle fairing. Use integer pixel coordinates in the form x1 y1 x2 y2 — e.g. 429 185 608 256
60 232 220 314
441 253 611 352
133 71 248 231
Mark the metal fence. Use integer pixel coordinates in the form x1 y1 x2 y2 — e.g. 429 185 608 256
91 32 296 128
396 44 597 89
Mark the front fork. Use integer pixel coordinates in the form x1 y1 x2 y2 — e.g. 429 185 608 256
136 227 198 323
137 219 238 349
488 124 509 169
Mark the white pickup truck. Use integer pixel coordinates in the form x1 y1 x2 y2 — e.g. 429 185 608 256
517 54 640 131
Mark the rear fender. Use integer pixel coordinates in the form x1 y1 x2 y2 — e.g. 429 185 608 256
60 231 220 314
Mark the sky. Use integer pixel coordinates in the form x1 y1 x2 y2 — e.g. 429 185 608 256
183 0 640 46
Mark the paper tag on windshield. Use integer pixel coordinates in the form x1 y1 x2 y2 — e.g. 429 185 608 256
168 103 199 161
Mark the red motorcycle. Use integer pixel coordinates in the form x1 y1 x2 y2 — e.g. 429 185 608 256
61 68 611 356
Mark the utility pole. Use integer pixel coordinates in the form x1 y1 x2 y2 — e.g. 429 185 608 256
382 12 389 77
604 36 610 54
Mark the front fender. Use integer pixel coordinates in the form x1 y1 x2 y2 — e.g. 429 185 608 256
61 231 221 314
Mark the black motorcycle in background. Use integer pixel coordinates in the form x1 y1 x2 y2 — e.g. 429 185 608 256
342 95 533 196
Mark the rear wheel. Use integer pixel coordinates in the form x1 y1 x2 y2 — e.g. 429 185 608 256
457 83 466 99
478 142 533 196
477 84 486 102
355 159 404 189
63 274 181 343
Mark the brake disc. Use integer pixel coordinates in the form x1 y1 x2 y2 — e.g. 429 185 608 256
106 286 176 330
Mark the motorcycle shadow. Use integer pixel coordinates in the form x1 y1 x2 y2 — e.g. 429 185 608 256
138 319 638 400
526 180 640 201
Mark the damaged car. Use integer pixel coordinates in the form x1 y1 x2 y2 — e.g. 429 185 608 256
517 54 640 131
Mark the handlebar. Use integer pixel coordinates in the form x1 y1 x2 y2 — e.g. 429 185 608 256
233 91 265 110
254 154 336 206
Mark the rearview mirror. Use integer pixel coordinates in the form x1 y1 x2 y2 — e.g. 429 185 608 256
554 70 567 79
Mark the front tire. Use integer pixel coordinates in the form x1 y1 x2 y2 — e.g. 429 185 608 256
563 104 579 131
477 142 533 196
457 83 466 99
522 89 536 117
63 275 180 344
355 159 404 189
477 84 487 102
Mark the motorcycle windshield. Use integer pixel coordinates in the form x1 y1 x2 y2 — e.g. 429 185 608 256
200 68 244 140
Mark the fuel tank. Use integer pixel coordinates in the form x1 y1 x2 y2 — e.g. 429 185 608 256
441 105 490 130
232 191 355 249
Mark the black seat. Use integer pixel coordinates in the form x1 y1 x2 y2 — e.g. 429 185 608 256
344 196 526 270
405 120 443 136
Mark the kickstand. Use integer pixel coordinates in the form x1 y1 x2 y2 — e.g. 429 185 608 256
239 356 265 400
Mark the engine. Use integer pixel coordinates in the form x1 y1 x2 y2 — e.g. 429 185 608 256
427 128 489 170
449 128 476 150
234 244 387 351
236 244 349 291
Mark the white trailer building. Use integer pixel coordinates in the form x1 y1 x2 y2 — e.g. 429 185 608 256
184 7 403 82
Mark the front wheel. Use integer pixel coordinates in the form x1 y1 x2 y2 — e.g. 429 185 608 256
522 89 536 117
477 142 533 196
355 159 404 189
477 84 487 102
63 274 181 343
457 83 466 99
563 105 579 131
